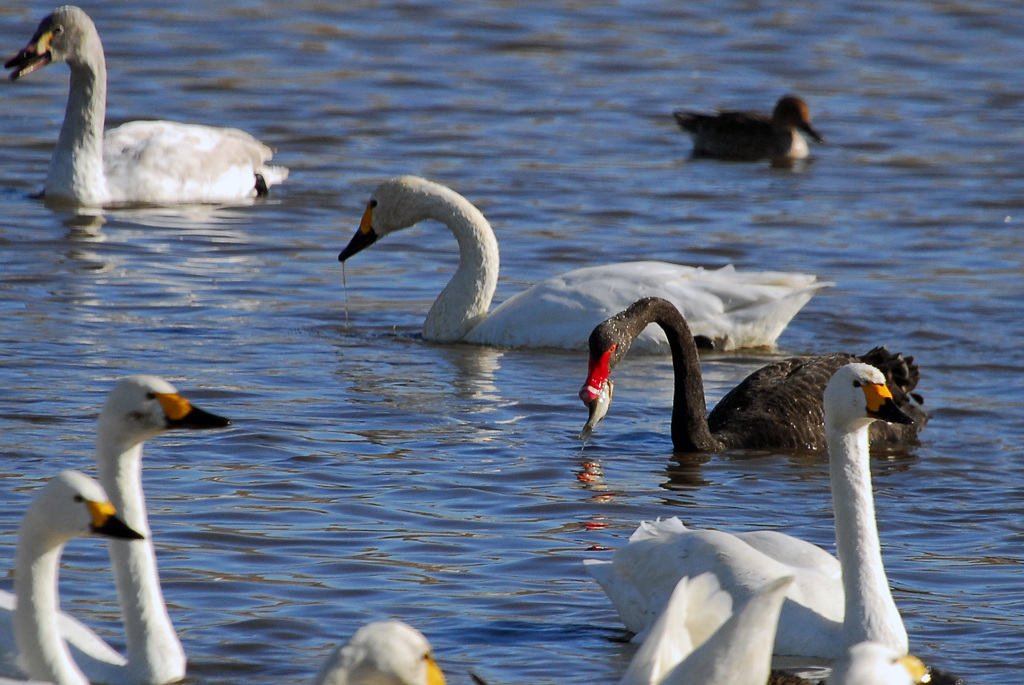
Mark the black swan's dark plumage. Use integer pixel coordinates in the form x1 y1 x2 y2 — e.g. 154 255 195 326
580 297 928 452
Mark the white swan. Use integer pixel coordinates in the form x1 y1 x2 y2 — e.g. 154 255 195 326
5 6 288 208
312 621 446 685
0 470 143 685
620 573 792 685
825 642 927 685
337 176 829 351
584 363 913 658
0 376 230 685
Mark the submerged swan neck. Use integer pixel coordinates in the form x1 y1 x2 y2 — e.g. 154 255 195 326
48 32 108 204
827 422 907 651
14 528 88 685
95 435 186 681
619 298 718 452
416 182 499 341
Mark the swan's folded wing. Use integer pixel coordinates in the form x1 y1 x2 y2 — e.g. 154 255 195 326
629 517 687 543
103 121 286 204
468 262 829 351
733 530 843 622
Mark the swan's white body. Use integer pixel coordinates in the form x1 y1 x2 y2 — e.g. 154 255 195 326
0 471 142 685
338 176 828 351
6 6 287 208
467 262 826 351
825 642 927 685
585 364 909 658
0 376 229 685
312 621 446 685
587 518 843 651
619 573 791 685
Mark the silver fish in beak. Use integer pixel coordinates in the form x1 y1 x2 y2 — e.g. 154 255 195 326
579 379 613 443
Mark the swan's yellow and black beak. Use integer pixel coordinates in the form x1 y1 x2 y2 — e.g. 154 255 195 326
862 383 913 425
154 393 232 430
897 654 928 683
425 654 446 685
338 199 379 262
6 21 56 81
87 500 144 541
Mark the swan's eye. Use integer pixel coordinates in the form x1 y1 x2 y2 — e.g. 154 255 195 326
73 494 84 503
368 199 378 209
145 392 157 400
852 380 862 388
53 25 64 35
609 343 617 352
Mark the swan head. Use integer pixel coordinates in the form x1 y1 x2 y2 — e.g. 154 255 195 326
825 642 927 685
824 364 914 433
97 375 231 449
578 298 662 405
773 95 824 143
312 620 446 685
25 470 144 545
338 176 462 263
6 6 100 80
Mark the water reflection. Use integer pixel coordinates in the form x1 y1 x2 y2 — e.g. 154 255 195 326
63 211 107 238
662 453 713 489
435 343 504 403
108 205 258 231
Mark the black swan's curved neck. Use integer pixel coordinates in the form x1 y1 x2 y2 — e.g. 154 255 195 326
615 298 720 452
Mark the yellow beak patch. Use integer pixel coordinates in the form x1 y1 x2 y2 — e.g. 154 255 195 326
155 393 193 421
86 499 117 529
898 654 928 682
861 382 894 414
358 202 375 235
425 655 446 685
35 31 54 54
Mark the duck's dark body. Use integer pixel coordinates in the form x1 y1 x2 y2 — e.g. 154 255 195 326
673 94 824 162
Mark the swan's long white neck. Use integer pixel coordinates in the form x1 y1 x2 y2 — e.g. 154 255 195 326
417 185 499 341
47 29 109 205
827 422 908 653
95 430 186 683
14 533 89 685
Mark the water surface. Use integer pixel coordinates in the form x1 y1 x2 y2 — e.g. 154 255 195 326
1 1 1022 684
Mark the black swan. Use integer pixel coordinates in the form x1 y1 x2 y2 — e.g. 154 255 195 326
578 297 927 452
